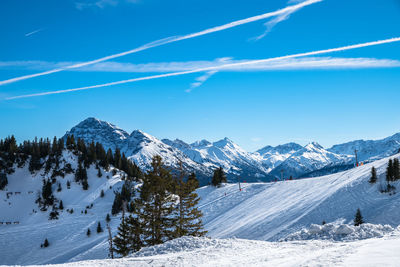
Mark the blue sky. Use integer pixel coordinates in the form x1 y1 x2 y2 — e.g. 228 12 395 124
0 0 400 151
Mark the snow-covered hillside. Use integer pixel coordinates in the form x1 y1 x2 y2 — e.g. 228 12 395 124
1 152 400 265
14 233 400 267
0 151 128 265
64 118 400 182
197 153 400 241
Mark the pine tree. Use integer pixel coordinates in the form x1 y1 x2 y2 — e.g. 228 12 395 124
111 192 123 215
41 179 54 206
369 167 377 184
188 172 199 189
43 238 49 248
175 170 206 238
0 173 8 190
113 214 143 256
66 180 71 189
87 228 91 237
393 158 400 181
59 200 64 210
106 213 111 223
97 222 103 233
113 217 131 256
82 179 89 190
136 156 175 246
97 168 102 178
354 208 364 226
386 159 394 182
100 189 105 198
126 214 143 252
211 167 226 187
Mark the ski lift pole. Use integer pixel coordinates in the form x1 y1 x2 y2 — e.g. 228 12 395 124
238 177 241 191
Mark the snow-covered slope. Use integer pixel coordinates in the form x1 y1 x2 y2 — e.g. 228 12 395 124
0 151 127 265
1 152 400 265
268 142 353 178
15 233 400 267
197 153 400 241
328 133 400 161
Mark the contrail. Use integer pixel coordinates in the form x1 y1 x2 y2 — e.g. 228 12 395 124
6 37 400 100
25 29 43 37
0 0 321 87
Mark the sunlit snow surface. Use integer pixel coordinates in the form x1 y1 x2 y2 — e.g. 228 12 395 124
1 153 400 265
17 234 400 267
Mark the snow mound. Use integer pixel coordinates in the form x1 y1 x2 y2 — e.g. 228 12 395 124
283 222 395 241
132 236 227 257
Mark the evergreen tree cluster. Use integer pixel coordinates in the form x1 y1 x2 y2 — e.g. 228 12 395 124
113 156 206 257
0 135 144 191
211 167 227 187
112 181 134 215
369 167 377 184
386 158 400 182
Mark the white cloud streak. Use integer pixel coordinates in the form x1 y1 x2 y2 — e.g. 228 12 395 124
186 71 218 93
3 57 399 73
0 0 321 87
25 29 43 37
5 36 400 100
253 0 310 41
186 57 231 92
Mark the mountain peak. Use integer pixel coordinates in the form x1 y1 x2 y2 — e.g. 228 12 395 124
191 139 211 147
63 118 130 151
305 142 324 150
214 137 235 148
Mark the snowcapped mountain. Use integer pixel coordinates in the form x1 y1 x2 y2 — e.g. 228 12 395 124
65 119 211 183
162 137 270 181
64 117 129 151
328 133 400 162
269 142 353 179
63 118 400 181
254 142 303 169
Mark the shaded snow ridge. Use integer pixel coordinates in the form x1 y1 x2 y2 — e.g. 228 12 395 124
64 118 400 184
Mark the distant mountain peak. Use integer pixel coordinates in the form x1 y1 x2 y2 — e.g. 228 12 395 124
214 137 236 148
305 142 324 150
191 139 211 148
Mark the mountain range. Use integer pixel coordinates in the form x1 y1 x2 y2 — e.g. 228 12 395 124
64 117 400 184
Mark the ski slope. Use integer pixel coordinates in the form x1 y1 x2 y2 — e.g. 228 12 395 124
197 153 400 241
0 153 400 265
